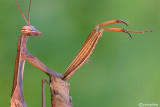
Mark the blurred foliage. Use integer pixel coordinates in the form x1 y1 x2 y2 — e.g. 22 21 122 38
0 0 159 106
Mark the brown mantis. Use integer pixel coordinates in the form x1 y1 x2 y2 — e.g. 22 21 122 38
10 0 63 106
10 0 152 106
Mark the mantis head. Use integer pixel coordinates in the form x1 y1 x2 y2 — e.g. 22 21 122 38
15 0 41 36
21 25 41 36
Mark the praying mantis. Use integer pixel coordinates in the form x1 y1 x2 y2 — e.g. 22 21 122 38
10 0 152 106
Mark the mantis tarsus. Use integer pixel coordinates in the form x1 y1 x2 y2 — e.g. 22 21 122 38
10 0 152 106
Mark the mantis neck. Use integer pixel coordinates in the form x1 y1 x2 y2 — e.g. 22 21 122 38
17 35 29 52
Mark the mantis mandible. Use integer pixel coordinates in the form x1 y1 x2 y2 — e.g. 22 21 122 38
11 0 152 106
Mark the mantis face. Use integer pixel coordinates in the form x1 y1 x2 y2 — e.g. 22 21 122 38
21 25 41 36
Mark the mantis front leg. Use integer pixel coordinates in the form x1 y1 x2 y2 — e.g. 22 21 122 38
24 51 63 77
63 19 152 80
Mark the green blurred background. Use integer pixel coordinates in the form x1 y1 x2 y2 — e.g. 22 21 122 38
0 0 159 106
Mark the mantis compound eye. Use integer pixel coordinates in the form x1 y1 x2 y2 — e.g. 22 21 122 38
21 26 32 34
21 25 41 36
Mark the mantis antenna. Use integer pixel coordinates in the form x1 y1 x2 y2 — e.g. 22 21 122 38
15 0 29 25
28 0 31 25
